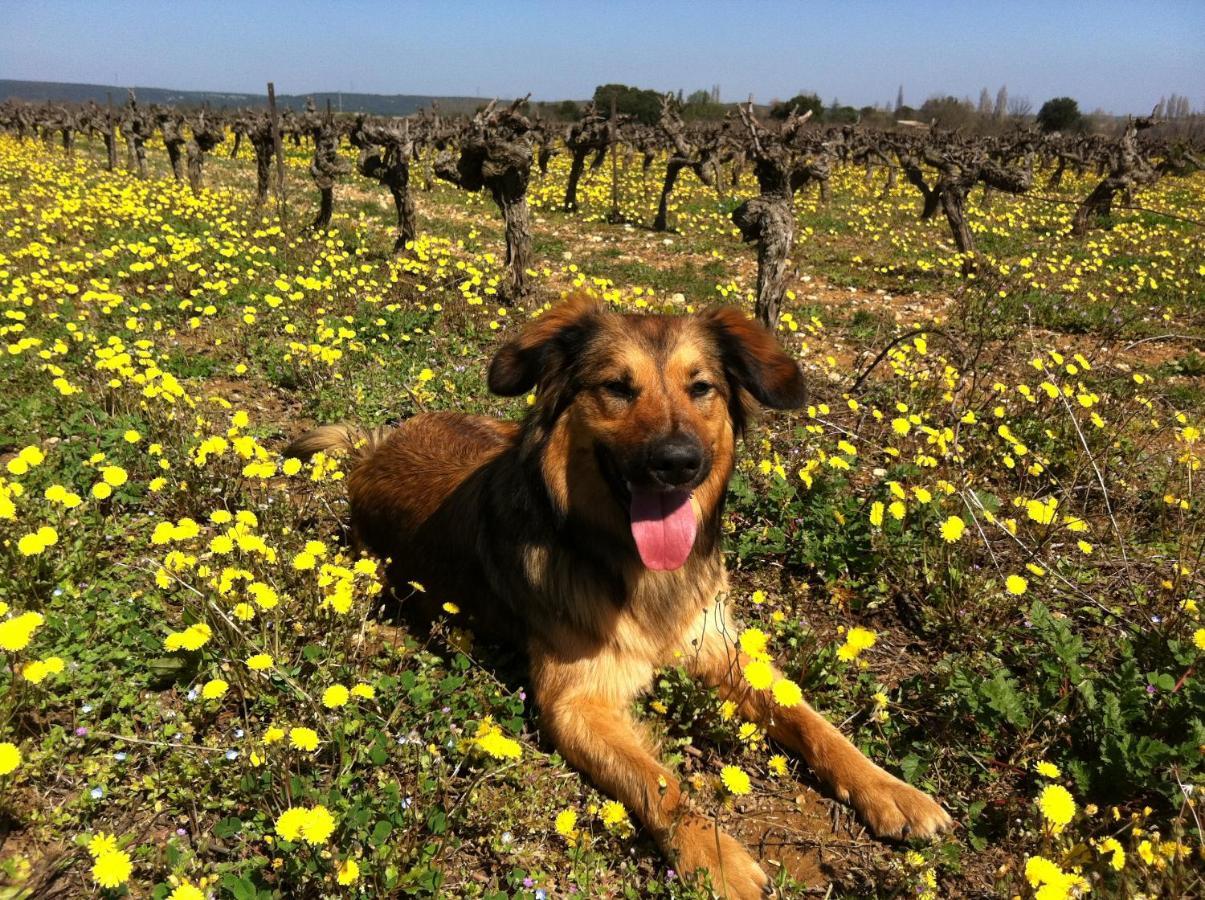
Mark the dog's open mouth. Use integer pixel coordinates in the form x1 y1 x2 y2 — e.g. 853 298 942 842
628 488 697 571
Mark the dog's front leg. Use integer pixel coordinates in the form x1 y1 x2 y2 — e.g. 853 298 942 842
685 609 952 840
532 644 770 900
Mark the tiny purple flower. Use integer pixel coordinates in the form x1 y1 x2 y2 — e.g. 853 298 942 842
1146 684 1157 694
523 876 534 888
75 726 88 737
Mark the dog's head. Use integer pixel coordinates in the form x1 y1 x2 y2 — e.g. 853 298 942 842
489 294 806 570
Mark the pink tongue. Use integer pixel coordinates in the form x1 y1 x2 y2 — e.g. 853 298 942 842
629 489 697 571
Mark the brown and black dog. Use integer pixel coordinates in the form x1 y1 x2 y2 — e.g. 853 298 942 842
287 295 951 897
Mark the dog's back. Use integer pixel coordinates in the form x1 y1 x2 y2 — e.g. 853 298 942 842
286 413 524 632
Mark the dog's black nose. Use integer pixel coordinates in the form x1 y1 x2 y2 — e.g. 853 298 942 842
648 437 704 487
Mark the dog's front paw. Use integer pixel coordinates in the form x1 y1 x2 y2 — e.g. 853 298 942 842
851 774 953 840
674 816 772 899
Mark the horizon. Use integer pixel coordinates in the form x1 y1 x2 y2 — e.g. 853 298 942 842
1 0 1203 116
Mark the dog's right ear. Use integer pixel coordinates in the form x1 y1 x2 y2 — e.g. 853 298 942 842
488 294 604 396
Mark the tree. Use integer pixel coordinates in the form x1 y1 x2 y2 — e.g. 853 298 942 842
1036 97 1082 133
592 84 661 125
993 85 1009 120
769 92 823 120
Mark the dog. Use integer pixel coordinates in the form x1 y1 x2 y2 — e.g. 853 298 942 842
287 294 951 897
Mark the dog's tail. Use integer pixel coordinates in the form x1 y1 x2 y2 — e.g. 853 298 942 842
283 424 391 466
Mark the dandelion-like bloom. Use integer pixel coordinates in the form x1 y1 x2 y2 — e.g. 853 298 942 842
768 755 788 777
1099 836 1125 871
0 611 45 652
0 742 22 776
837 626 876 661
869 501 884 527
742 659 774 690
337 859 360 885
1035 761 1061 779
201 679 228 700
1005 575 1028 596
300 805 336 843
1194 628 1205 651
739 628 769 658
168 882 205 900
555 809 578 842
720 765 751 796
91 849 133 889
939 515 965 542
1038 784 1076 827
771 678 803 707
1024 855 1077 898
289 727 320 752
275 806 308 841
474 719 522 759
350 683 375 700
599 800 630 832
87 832 119 858
245 653 273 671
322 685 350 708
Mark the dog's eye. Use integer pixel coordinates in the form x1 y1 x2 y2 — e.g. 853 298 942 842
689 380 714 399
602 380 636 400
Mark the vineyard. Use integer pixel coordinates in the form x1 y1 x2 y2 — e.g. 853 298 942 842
0 93 1203 898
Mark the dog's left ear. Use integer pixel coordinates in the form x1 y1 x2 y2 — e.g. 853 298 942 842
701 306 807 410
488 293 604 396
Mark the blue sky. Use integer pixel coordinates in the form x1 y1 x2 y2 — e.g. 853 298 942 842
1 0 1201 114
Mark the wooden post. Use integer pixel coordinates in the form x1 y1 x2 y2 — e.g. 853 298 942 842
608 94 621 223
267 82 287 227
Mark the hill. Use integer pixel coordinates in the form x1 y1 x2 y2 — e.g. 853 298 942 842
0 78 494 116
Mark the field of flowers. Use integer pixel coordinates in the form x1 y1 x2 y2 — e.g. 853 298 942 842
0 130 1202 898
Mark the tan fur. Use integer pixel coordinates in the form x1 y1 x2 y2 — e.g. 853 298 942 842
288 297 951 898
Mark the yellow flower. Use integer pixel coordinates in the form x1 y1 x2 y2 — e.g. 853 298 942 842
264 725 285 744
771 678 803 707
275 806 308 841
350 683 375 700
322 685 350 708
869 501 884 527
92 482 113 500
289 727 320 752
442 602 460 615
1005 575 1028 596
837 626 876 661
1035 761 1061 779
742 659 774 690
1194 628 1205 652
739 628 769 659
201 679 228 700
22 659 50 683
939 515 965 542
246 653 273 670
300 804 336 843
87 832 119 858
1137 839 1154 865
1038 784 1076 827
720 764 751 795
168 882 205 900
0 742 22 775
1099 836 1125 871
599 800 630 832
554 809 578 842
1025 497 1058 525
91 849 133 889
768 755 788 777
337 858 360 885
123 430 141 444
0 611 45 652
474 719 522 759
101 465 129 487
